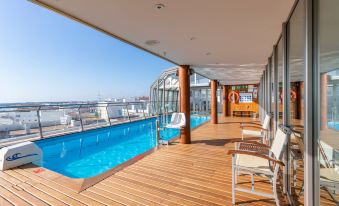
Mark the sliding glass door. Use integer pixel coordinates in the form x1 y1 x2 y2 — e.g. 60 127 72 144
317 0 339 204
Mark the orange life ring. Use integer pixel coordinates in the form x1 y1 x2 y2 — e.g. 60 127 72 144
279 90 297 102
228 91 240 103
290 90 297 102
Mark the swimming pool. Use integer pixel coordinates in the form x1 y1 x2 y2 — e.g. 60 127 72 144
328 121 339 130
35 115 209 178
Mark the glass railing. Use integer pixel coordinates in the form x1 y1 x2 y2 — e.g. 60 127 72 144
0 101 159 145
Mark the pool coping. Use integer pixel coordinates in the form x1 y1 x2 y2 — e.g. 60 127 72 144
18 116 210 193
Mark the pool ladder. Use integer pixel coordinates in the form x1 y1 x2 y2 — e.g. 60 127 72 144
156 119 169 146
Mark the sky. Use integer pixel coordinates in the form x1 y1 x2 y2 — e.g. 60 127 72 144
0 0 175 103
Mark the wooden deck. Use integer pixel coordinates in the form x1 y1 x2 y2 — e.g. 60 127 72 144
0 117 336 205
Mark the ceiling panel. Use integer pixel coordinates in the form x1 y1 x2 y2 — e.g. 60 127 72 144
32 0 295 84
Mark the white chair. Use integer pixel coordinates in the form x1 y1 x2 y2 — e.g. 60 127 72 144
319 142 339 204
240 113 271 143
228 126 291 206
158 113 186 146
165 113 186 129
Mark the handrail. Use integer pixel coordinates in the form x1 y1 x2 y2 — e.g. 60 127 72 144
0 100 179 144
0 101 150 110
0 101 178 140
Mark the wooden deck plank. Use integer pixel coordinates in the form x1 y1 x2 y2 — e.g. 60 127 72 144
0 185 32 206
0 177 49 206
99 178 182 206
3 170 77 206
80 190 124 206
0 195 14 206
106 176 198 206
13 168 104 206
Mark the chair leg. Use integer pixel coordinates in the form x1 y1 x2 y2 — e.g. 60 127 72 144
251 174 255 191
293 159 297 187
273 166 280 206
273 176 280 206
299 181 304 196
232 155 236 205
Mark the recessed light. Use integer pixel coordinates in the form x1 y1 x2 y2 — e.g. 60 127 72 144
145 40 160 46
155 3 165 10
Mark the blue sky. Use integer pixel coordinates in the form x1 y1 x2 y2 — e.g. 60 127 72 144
0 0 175 103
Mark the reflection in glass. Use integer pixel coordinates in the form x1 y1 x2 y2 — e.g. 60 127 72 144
318 0 339 204
277 39 283 124
287 0 305 199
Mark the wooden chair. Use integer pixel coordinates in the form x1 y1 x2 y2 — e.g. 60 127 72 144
228 126 291 206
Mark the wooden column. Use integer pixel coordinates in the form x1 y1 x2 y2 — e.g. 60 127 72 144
178 65 191 144
320 73 328 130
222 85 228 117
211 80 218 124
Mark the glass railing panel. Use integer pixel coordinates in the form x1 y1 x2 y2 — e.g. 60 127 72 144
127 103 145 121
107 104 130 125
80 105 110 130
40 105 82 137
0 107 41 143
142 102 151 117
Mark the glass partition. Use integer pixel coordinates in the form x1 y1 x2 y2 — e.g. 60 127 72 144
0 107 41 143
79 105 110 130
318 0 339 204
107 104 130 125
287 0 305 198
127 103 145 121
40 105 82 137
277 38 284 124
271 56 276 135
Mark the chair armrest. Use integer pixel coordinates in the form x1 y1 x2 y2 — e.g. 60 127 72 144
227 150 285 166
241 122 262 127
240 125 267 131
232 140 270 148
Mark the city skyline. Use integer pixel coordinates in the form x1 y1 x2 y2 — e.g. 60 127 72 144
0 0 175 103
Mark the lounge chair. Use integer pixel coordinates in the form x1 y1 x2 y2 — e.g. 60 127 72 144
240 113 271 144
319 142 339 204
290 131 339 204
228 126 291 206
159 113 186 145
165 112 186 129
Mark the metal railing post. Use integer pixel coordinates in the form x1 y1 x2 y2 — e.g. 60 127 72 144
106 104 112 126
37 106 43 139
78 105 84 131
126 103 131 122
142 103 146 119
156 119 160 146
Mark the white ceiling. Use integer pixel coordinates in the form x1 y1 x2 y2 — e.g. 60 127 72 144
32 0 295 85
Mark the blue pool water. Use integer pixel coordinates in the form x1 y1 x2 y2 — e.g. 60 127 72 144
328 122 339 130
35 115 209 178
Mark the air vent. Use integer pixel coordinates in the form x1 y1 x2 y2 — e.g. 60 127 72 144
145 40 160 46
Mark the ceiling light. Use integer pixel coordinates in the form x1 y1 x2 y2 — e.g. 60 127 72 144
155 3 165 10
145 40 160 46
